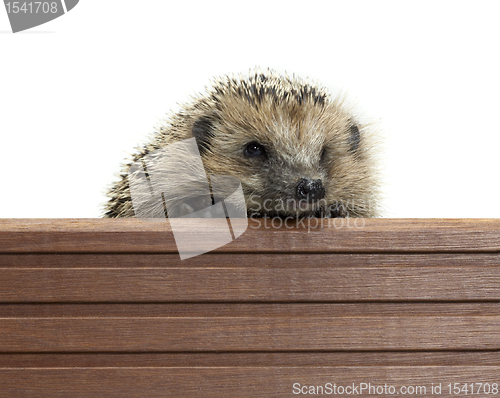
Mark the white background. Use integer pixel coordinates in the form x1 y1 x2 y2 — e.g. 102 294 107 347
1 0 499 218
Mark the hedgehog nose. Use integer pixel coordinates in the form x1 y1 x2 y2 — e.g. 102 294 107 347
296 178 325 202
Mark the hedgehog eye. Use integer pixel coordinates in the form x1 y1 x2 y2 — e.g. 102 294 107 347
244 142 266 157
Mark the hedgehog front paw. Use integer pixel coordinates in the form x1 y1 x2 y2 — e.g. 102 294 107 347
179 203 195 215
176 195 227 218
314 204 347 218
177 196 211 217
330 206 348 218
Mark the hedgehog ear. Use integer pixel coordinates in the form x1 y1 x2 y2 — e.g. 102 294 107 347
192 116 216 154
349 124 360 153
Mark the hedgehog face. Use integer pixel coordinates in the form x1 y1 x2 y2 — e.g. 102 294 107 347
191 90 377 218
103 70 380 219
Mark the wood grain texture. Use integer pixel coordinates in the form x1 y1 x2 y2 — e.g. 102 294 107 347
0 219 499 397
2 252 500 268
1 267 500 302
0 368 499 398
3 351 500 367
1 218 500 253
1 316 500 352
1 303 499 317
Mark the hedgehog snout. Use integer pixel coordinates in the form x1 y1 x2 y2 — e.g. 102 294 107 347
295 178 325 202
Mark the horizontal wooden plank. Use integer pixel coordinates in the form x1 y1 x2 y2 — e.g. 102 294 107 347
1 218 500 253
1 367 499 397
2 351 500 368
1 266 499 302
1 316 500 352
1 252 499 268
1 303 499 318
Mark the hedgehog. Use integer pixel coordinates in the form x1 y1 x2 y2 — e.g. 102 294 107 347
103 69 380 219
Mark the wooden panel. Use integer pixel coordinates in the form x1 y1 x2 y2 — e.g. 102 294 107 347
1 315 500 352
2 252 500 268
1 218 500 253
1 266 500 301
1 367 499 398
1 303 499 317
0 219 499 397
2 351 500 367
